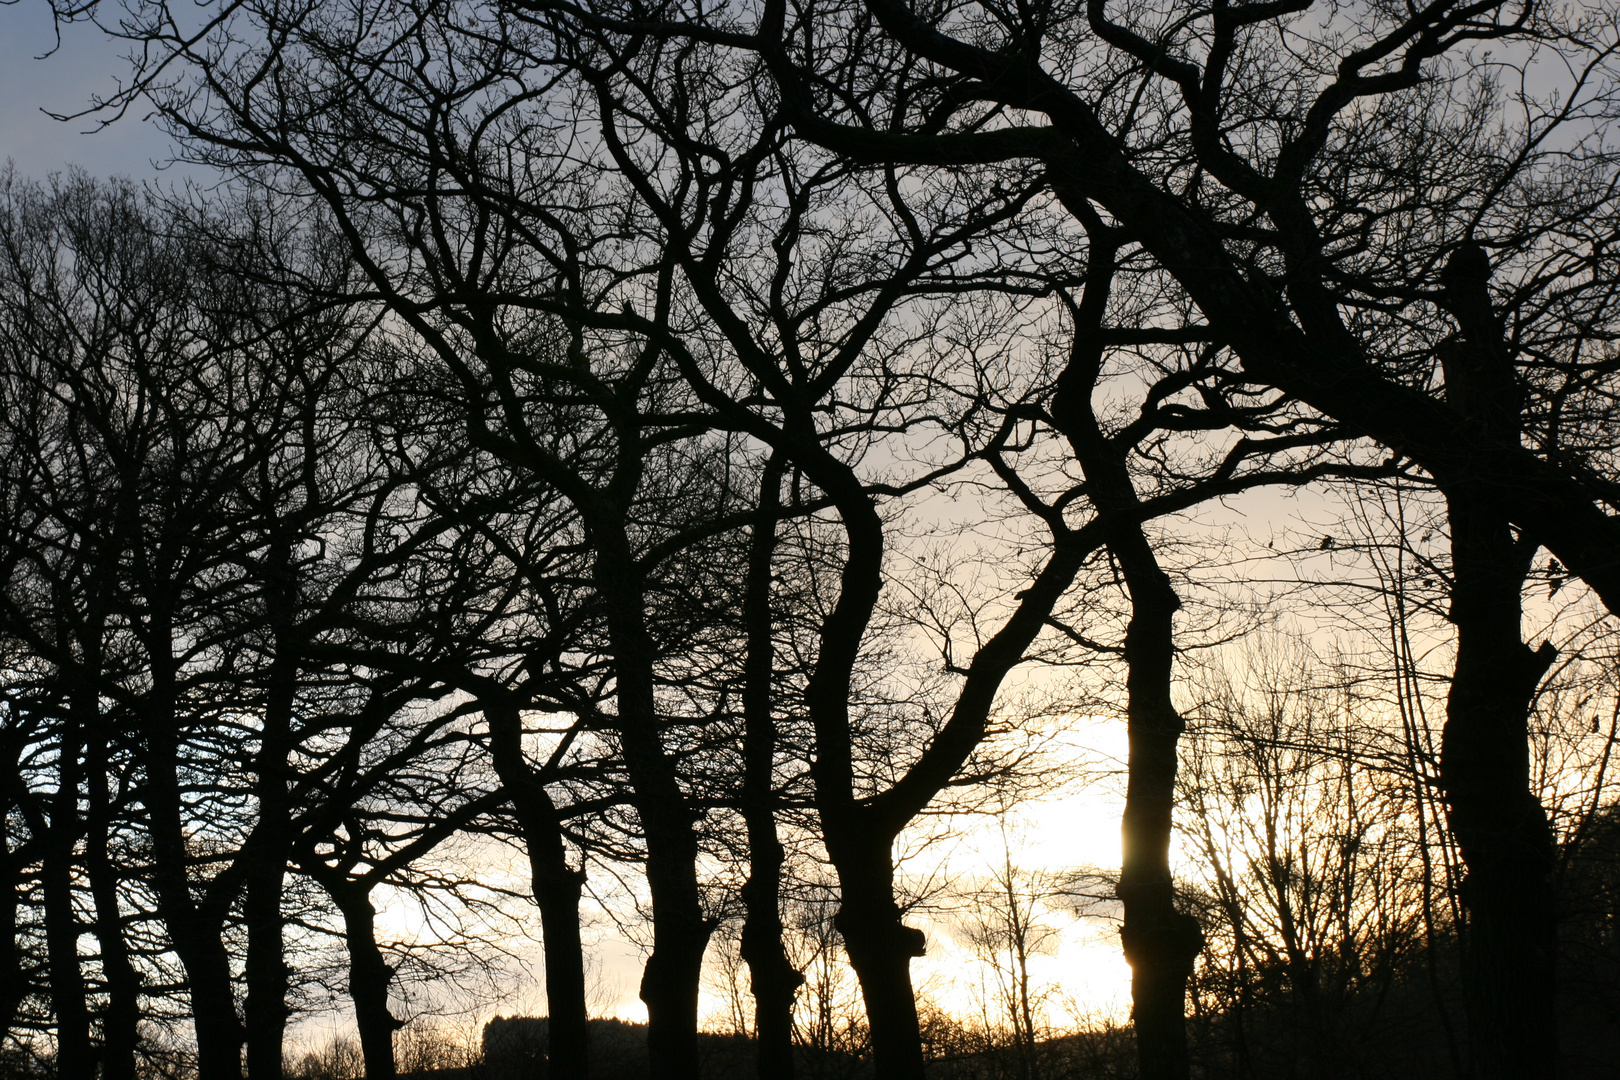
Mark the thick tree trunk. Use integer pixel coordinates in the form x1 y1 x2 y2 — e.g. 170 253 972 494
302 858 409 1080
1444 496 1557 1080
486 702 589 1080
327 881 402 1080
595 541 714 1080
738 458 803 1080
634 801 711 1080
143 625 244 1080
830 843 927 1080
1439 245 1560 1080
242 839 290 1080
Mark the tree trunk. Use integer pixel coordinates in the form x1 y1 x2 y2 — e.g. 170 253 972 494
1437 245 1560 1080
244 630 297 1080
486 701 589 1079
1049 227 1203 1080
0 736 28 1043
142 623 244 1080
739 862 802 1080
831 843 927 1080
793 457 928 1080
535 859 588 1079
739 457 803 1080
1443 496 1556 1080
0 844 24 1042
634 803 711 1080
242 836 290 1080
42 704 93 1080
86 720 140 1080
327 880 402 1080
1110 538 1203 1080
597 542 713 1080
147 734 246 1079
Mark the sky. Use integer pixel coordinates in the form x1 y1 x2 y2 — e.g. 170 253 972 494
0 9 1146 1032
1 2 185 182
0 0 1502 1045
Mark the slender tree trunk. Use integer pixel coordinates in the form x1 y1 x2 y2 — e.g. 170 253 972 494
1438 245 1559 1080
42 703 93 1080
738 458 803 1080
790 449 930 1080
147 730 245 1079
739 840 801 1080
625 734 711 1080
1102 517 1203 1080
804 488 1088 1080
0 840 24 1041
244 613 297 1080
85 719 140 1080
533 855 588 1078
1048 225 1203 1080
0 731 28 1041
486 702 589 1080
1114 567 1203 1080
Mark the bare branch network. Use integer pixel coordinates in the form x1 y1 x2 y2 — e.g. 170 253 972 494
3 0 1620 1077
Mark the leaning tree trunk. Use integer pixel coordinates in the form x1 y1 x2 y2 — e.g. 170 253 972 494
320 875 404 1080
487 701 590 1080
798 430 1092 1080
798 470 930 1080
1439 245 1559 1080
598 549 714 1080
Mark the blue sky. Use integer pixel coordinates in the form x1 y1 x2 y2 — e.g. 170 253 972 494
1 2 183 181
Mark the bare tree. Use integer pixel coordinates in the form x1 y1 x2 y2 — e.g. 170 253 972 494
949 823 1070 1080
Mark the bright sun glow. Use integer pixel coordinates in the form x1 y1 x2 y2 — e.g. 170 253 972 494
352 714 1142 1041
